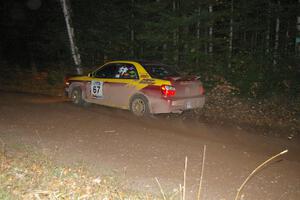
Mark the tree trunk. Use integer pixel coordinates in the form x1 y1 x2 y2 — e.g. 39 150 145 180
131 0 135 57
251 32 255 53
60 0 82 74
273 1 280 65
173 0 179 65
296 0 300 55
254 31 258 52
265 0 271 54
196 6 201 66
208 4 213 55
163 43 167 62
285 23 289 55
228 0 233 68
243 31 247 45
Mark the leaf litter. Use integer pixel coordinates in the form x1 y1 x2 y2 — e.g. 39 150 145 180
0 146 161 200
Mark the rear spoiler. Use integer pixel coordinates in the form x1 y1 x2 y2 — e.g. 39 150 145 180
166 75 201 81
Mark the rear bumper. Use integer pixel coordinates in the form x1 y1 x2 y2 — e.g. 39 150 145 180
150 95 205 114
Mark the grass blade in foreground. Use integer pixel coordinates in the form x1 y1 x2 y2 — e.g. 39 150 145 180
234 149 288 200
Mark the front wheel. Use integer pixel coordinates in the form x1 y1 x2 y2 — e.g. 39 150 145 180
71 87 86 106
130 95 150 117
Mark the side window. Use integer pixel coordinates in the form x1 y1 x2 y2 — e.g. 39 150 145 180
94 64 117 78
114 64 139 79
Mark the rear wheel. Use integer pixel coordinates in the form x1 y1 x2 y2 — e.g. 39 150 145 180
130 95 150 117
71 87 85 106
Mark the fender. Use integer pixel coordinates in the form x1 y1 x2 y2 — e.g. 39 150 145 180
129 93 153 113
69 82 88 100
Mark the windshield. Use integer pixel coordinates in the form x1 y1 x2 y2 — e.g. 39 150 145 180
142 64 180 79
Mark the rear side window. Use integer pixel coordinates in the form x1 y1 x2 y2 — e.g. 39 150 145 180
142 64 180 79
115 64 139 79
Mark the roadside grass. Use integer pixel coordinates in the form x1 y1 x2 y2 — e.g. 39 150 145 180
0 189 12 200
0 140 290 200
0 144 160 200
154 147 288 200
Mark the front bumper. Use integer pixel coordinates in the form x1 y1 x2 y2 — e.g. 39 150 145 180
64 87 70 97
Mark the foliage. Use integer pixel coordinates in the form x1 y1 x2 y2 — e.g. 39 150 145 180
0 0 299 98
193 84 300 139
0 68 64 96
47 70 65 86
0 145 157 200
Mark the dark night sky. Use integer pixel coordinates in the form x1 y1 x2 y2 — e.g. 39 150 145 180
0 0 66 68
0 0 299 97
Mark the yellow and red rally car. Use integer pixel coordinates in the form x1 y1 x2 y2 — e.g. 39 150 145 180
65 60 205 116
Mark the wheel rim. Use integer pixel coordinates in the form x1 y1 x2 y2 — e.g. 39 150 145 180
132 98 146 116
72 90 80 104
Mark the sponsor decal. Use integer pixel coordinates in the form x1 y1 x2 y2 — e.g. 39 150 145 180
91 80 104 98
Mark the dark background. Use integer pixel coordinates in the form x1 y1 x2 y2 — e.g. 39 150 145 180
0 0 299 97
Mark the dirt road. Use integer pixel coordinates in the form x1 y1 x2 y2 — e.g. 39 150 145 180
0 91 299 200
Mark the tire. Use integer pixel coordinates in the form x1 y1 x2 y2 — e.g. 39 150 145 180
129 95 150 117
71 87 85 106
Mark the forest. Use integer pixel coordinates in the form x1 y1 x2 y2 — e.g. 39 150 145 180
0 0 299 98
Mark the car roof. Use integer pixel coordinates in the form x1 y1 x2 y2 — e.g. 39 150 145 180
108 59 164 66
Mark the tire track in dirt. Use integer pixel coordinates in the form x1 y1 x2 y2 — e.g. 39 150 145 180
1 91 299 200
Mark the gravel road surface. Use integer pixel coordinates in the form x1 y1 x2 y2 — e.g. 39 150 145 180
0 91 299 200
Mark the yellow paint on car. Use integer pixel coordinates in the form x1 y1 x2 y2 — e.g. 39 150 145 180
68 61 172 91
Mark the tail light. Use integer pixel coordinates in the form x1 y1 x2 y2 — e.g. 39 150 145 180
161 85 176 97
199 85 205 95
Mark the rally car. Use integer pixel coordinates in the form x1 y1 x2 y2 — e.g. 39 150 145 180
65 60 205 116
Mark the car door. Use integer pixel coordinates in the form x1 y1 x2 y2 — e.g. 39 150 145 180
106 63 140 108
86 64 117 106
87 63 140 109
